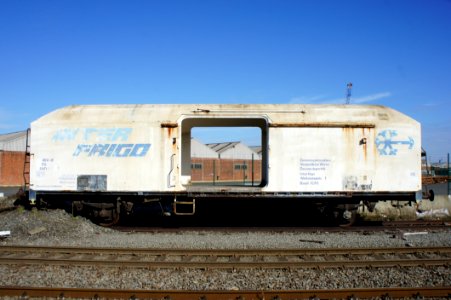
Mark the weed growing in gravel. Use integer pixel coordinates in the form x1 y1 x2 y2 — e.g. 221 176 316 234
71 215 82 222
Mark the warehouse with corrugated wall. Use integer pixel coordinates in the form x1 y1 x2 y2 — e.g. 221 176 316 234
0 130 28 186
190 139 262 185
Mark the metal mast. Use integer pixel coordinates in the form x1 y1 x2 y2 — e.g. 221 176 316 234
346 82 353 104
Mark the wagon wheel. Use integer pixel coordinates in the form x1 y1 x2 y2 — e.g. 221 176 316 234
339 209 358 227
98 200 121 227
98 207 120 227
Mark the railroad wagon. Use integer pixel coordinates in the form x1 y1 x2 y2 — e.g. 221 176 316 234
28 104 422 225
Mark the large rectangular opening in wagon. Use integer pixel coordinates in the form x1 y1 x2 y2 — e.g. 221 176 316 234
181 117 268 187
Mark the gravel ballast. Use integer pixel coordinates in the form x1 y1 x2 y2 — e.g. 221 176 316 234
0 204 450 291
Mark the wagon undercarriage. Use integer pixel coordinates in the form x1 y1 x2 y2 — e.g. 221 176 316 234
29 190 415 226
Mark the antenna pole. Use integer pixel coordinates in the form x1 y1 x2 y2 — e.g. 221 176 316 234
346 82 353 104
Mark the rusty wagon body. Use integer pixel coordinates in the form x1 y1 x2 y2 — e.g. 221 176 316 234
28 104 421 224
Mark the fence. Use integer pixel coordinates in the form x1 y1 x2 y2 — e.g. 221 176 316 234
191 155 262 186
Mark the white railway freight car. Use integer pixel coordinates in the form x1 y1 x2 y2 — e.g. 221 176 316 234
28 104 421 225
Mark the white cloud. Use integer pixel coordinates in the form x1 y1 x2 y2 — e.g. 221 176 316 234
422 101 447 107
289 92 392 105
352 92 392 104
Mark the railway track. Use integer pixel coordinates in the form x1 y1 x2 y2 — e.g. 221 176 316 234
112 219 451 233
1 245 450 269
382 220 451 229
1 286 450 299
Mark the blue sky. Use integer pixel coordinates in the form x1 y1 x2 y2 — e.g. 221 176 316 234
0 0 450 162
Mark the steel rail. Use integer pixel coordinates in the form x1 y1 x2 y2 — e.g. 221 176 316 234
0 245 450 269
382 220 449 227
1 286 450 299
0 256 448 269
111 221 451 233
1 245 450 255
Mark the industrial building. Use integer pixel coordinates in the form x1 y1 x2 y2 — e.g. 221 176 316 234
190 139 262 185
0 130 29 186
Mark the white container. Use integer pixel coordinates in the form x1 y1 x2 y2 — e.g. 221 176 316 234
29 104 421 201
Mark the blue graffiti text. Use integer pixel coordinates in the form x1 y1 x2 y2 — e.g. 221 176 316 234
73 143 151 157
53 128 132 142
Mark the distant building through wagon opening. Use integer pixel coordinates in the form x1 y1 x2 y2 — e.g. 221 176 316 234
190 138 262 186
181 118 267 187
